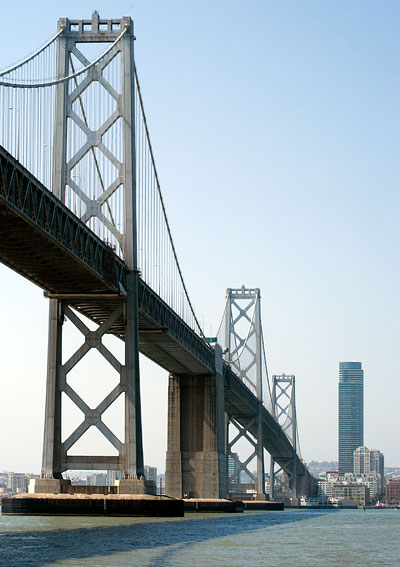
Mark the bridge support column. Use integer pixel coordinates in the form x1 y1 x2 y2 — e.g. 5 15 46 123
122 271 144 479
41 299 63 478
297 473 306 497
166 350 226 498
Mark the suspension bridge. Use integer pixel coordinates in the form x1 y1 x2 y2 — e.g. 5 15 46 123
0 13 316 500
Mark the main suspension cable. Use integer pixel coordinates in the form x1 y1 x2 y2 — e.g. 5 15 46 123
133 62 205 339
0 28 127 88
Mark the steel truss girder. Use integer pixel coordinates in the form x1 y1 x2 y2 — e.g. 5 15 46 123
137 280 215 373
0 146 126 292
0 146 216 373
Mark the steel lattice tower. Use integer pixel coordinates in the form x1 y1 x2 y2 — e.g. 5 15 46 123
269 374 298 499
222 286 265 497
41 13 144 482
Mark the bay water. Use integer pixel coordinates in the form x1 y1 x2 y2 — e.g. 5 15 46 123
0 508 399 566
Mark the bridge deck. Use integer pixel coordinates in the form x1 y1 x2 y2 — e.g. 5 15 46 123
0 145 311 483
0 146 212 375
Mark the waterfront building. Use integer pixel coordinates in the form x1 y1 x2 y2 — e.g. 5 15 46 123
385 479 400 503
338 362 364 474
317 471 340 499
318 479 335 499
344 473 380 499
353 446 384 495
7 472 28 495
331 483 370 507
319 470 379 503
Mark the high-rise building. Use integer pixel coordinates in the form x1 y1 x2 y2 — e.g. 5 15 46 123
338 361 364 474
86 473 107 486
106 470 123 485
353 446 383 475
353 446 370 474
370 449 384 485
7 472 28 495
144 465 157 483
353 446 384 496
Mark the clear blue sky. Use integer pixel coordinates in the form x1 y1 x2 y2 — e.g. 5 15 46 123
0 1 399 473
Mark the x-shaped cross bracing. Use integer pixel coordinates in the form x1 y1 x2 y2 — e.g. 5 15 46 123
228 417 258 483
229 296 258 392
60 304 124 457
273 379 295 445
66 42 124 247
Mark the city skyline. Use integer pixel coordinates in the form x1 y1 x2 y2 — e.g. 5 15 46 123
1 1 400 473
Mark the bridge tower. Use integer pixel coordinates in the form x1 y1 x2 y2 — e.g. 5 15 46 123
36 13 149 493
269 374 298 500
221 287 266 498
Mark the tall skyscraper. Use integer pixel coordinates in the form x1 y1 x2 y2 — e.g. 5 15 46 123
338 361 364 474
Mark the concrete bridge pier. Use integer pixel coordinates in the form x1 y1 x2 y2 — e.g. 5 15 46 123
296 472 307 497
297 470 318 497
165 347 227 499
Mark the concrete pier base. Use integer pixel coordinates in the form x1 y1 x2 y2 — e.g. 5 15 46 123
166 371 227 499
29 478 71 494
183 499 244 513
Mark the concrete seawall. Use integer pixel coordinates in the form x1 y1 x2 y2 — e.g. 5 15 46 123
1 494 184 517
